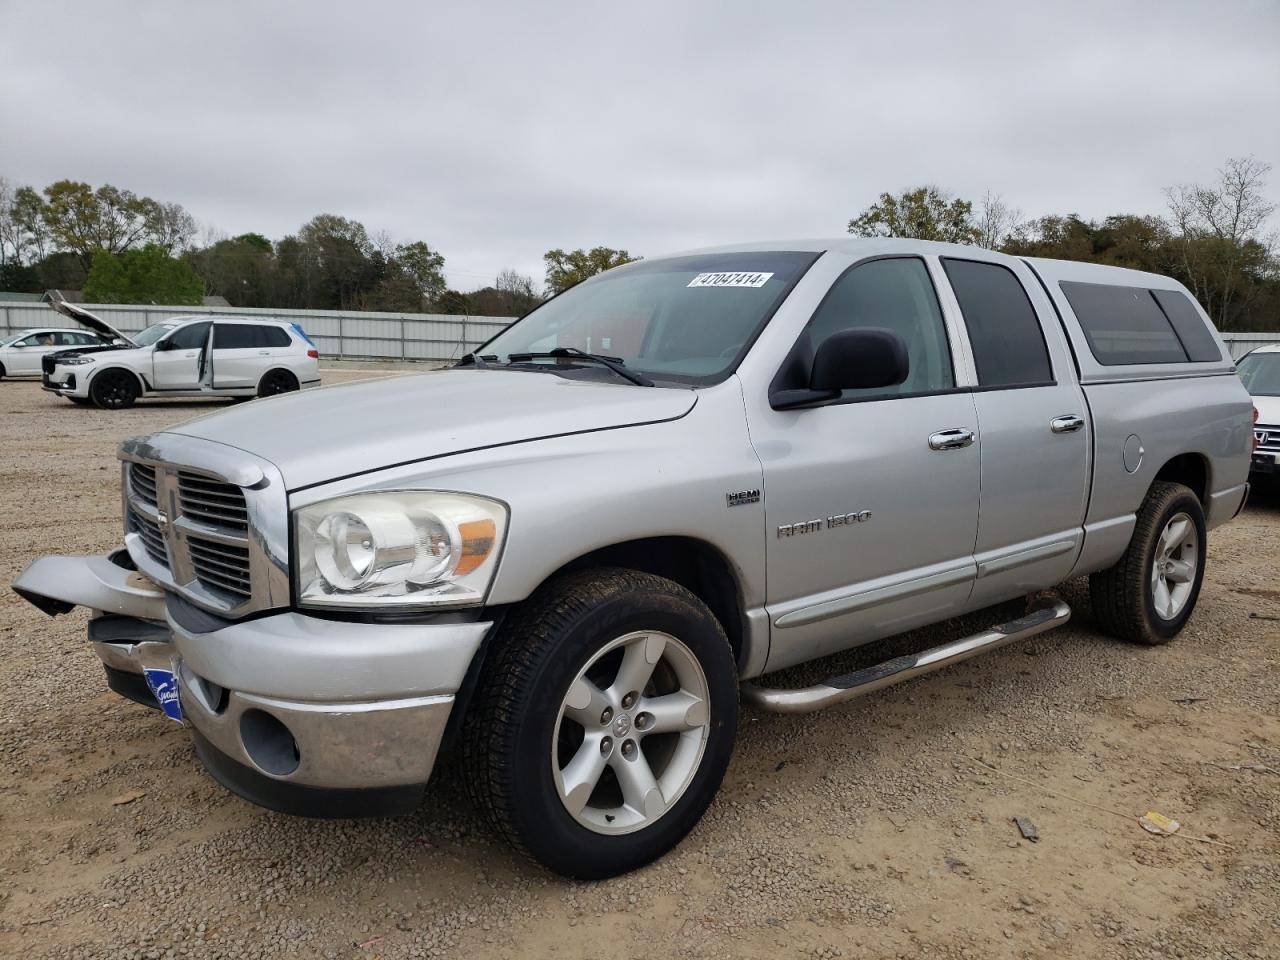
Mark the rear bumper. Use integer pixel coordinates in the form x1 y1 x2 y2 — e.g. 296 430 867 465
12 550 490 817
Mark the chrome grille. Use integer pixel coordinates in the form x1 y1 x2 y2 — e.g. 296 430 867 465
120 438 288 617
178 472 248 531
187 536 252 599
1257 425 1280 454
129 463 159 507
129 507 168 564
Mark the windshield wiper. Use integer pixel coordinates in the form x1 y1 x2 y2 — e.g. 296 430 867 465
456 352 497 369
505 347 654 387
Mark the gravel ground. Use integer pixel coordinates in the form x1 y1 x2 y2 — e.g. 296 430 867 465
1 371 1277 960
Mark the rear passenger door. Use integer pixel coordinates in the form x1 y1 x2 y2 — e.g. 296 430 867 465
938 257 1090 607
212 323 287 390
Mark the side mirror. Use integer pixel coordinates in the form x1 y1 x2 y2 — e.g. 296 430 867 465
812 328 909 391
771 328 910 409
11 342 25 349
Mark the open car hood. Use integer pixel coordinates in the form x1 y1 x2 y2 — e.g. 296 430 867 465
48 293 134 345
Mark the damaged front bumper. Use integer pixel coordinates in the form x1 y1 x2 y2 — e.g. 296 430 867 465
12 550 491 818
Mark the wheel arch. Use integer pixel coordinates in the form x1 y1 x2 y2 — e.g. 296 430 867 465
258 367 300 391
1151 452 1209 506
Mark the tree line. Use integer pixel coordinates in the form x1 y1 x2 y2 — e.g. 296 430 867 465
0 179 634 317
1 157 1275 330
846 156 1278 332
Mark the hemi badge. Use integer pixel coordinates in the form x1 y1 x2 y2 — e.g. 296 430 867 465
726 489 760 507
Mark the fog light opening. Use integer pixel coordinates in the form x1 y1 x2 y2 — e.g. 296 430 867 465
239 708 300 777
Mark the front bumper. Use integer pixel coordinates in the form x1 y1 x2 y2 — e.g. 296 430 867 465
12 551 491 817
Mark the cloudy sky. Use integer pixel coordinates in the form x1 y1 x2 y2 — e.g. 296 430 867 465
2 0 1277 291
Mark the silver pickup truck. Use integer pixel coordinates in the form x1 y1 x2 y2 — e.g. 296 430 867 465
13 238 1253 879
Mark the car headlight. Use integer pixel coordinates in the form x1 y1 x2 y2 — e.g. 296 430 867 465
294 491 506 609
60 356 97 365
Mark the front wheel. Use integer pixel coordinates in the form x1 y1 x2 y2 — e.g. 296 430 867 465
89 370 140 409
464 568 738 879
1090 481 1207 644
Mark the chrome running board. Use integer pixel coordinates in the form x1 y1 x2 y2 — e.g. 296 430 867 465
741 599 1071 714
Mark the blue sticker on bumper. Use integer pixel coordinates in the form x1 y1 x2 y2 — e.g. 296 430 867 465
143 668 183 723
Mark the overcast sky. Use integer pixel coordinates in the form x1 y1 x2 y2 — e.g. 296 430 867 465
2 0 1277 291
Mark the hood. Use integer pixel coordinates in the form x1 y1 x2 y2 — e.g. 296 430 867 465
48 294 133 345
167 369 698 489
48 343 135 362
1254 393 1280 427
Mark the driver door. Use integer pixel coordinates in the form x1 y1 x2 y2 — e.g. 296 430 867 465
747 256 982 671
152 321 211 389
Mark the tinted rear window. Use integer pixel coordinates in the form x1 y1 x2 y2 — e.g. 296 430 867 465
1060 282 1190 365
214 324 291 349
942 258 1053 388
1150 290 1222 362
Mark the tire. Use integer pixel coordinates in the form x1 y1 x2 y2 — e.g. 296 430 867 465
257 369 299 397
1089 481 1207 645
0 362 6 380
89 370 140 410
464 568 739 879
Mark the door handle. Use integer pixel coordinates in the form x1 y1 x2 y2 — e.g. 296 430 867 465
258 350 270 355
1050 415 1085 434
928 428 975 451
183 351 197 358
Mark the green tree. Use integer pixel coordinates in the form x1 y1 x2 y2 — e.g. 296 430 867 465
543 246 639 294
83 244 204 304
394 241 447 303
847 186 978 243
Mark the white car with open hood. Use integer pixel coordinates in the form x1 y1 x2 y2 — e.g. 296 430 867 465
41 298 321 408
0 326 120 379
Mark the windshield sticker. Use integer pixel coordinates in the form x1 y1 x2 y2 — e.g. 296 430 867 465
688 271 773 289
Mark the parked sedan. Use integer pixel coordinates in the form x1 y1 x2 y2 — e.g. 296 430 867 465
0 327 117 379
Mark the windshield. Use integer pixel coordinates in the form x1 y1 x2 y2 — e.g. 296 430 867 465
132 323 176 347
1238 351 1280 397
0 332 30 347
477 251 819 384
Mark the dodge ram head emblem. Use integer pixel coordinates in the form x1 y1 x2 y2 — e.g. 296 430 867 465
156 510 169 532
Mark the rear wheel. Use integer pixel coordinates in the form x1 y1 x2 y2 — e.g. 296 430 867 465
1090 481 1206 645
89 370 140 410
464 568 738 879
257 369 299 397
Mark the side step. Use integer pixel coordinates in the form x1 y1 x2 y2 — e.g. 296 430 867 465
741 599 1071 714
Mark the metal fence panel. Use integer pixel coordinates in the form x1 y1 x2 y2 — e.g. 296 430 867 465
1220 333 1280 359
0 302 517 363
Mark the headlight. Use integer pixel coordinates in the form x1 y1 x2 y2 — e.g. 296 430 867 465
60 356 97 365
294 491 506 610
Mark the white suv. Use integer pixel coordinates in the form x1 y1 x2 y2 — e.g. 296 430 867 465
42 301 321 409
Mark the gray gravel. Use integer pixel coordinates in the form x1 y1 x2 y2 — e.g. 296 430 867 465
1 374 1277 960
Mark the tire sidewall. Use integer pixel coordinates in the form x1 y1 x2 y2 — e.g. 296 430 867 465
1140 490 1207 641
259 370 298 396
505 586 738 879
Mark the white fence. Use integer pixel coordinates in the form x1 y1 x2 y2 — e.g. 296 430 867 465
3 299 1275 363
0 302 515 363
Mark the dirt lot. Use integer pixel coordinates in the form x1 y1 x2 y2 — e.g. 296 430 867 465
1 372 1277 960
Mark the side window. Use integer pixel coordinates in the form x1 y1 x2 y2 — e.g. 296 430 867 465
16 334 42 347
165 322 212 351
942 259 1053 388
213 324 256 349
260 326 291 348
1059 282 1188 365
1150 289 1222 362
54 331 81 346
804 257 954 398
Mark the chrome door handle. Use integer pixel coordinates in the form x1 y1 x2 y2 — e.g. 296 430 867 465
928 428 975 451
258 350 270 355
1051 415 1085 434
